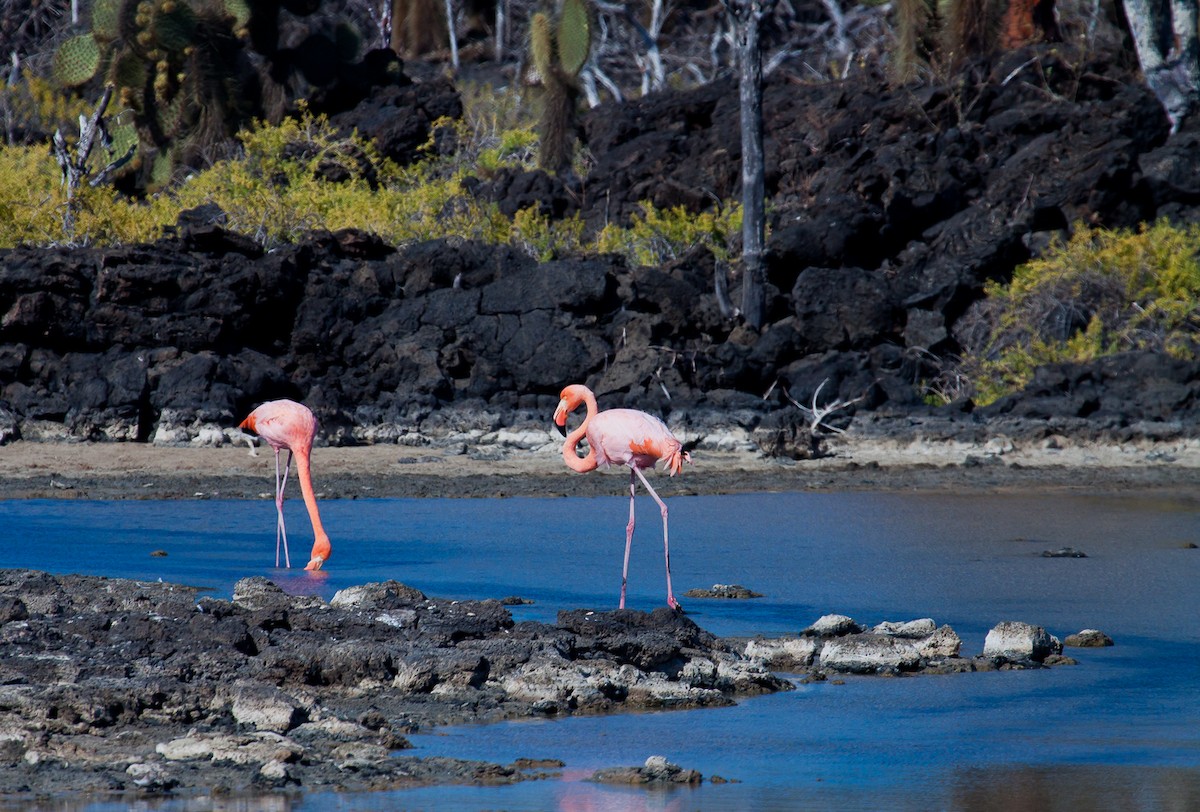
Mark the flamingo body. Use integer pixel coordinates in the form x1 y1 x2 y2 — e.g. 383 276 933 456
587 409 684 472
239 399 331 571
554 384 691 610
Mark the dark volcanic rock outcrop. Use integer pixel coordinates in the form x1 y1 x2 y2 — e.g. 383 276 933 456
0 569 785 797
4 43 1200 446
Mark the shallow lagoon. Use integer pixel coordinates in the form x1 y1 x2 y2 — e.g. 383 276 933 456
2 490 1198 810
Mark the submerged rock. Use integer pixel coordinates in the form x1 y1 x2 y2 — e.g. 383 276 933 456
590 755 703 785
1041 547 1088 558
682 584 764 599
1063 629 1115 648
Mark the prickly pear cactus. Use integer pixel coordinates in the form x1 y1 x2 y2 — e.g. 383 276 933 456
150 1 199 52
556 0 591 78
92 0 124 42
52 34 102 88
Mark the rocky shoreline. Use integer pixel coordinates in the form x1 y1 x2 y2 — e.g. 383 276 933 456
0 564 1106 802
3 421 1200 502
0 570 783 798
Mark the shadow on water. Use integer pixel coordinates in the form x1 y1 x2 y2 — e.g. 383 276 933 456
1 491 1198 810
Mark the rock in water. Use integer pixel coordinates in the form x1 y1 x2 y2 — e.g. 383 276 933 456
1063 629 1114 648
984 621 1061 663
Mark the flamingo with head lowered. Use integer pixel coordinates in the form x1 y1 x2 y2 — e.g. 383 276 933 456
239 399 331 571
554 384 692 611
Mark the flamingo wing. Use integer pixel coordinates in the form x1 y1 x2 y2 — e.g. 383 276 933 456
589 409 682 471
248 400 317 451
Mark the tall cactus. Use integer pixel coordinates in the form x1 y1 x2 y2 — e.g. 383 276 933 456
530 0 593 175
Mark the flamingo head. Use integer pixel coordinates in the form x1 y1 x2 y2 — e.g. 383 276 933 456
554 384 593 436
305 533 331 571
238 413 257 432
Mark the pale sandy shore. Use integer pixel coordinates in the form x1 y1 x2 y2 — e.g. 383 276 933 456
4 433 1200 500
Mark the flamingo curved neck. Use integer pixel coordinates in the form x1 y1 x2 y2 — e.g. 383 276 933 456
294 450 332 564
562 390 599 474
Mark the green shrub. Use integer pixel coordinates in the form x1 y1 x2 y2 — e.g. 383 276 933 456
594 202 742 266
0 95 745 261
962 221 1200 404
510 206 586 261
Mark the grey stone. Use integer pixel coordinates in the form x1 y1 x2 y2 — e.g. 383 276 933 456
983 621 1061 663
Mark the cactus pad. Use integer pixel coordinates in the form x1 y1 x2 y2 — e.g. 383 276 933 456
106 116 141 167
91 0 124 41
53 34 102 87
556 0 591 77
530 12 553 82
151 2 199 52
334 21 362 62
222 0 251 29
110 47 149 90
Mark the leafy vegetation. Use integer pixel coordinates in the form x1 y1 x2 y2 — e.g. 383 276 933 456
0 99 741 265
595 202 742 266
960 221 1200 404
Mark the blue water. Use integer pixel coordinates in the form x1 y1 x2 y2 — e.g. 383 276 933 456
2 491 1199 810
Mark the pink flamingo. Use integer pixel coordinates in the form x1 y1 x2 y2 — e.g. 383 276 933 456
554 384 692 610
238 399 331 571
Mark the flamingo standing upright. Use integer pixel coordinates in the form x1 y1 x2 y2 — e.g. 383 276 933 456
554 384 692 610
238 399 331 571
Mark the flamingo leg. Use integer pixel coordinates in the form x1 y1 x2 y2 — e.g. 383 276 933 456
633 466 680 611
274 448 293 569
621 468 637 610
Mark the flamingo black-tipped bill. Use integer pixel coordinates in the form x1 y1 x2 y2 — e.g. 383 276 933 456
553 399 569 436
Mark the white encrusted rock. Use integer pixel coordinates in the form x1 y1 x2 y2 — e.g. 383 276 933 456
231 685 304 733
983 621 1060 662
819 634 921 673
872 618 938 638
915 625 962 658
744 636 818 669
803 614 861 637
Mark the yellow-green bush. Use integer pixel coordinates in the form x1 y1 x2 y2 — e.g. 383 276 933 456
0 143 168 246
0 145 67 245
511 206 586 261
0 94 744 263
594 202 742 266
0 74 93 146
962 221 1200 404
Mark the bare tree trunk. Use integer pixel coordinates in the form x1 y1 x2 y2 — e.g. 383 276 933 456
1122 0 1200 130
51 85 117 241
727 0 772 329
443 0 459 70
494 0 505 60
